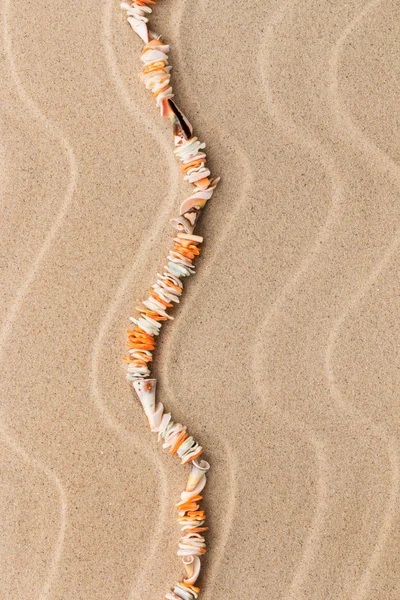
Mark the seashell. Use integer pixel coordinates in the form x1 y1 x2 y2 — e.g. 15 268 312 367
153 283 180 303
148 401 164 431
174 137 206 162
183 207 201 228
179 196 207 215
179 182 218 215
165 593 182 600
156 88 174 110
143 39 170 54
127 17 149 43
161 97 171 117
130 316 159 336
168 251 194 267
141 49 169 63
181 444 203 464
163 425 187 450
181 521 207 531
158 271 183 290
180 474 206 502
170 214 194 234
133 378 157 418
186 459 210 492
157 276 183 295
157 412 172 440
172 584 197 600
142 298 170 315
183 167 211 185
180 533 206 545
176 436 194 458
177 547 205 557
177 233 203 244
182 555 201 585
181 152 207 164
168 99 193 142
167 262 194 278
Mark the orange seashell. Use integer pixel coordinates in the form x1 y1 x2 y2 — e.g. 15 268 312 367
180 582 201 594
169 431 188 455
194 177 211 189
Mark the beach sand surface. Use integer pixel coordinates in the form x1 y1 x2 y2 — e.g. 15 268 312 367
1 0 400 598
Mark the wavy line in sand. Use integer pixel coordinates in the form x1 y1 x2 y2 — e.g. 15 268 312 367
255 1 346 597
1 0 78 350
93 3 184 598
1 428 67 600
159 4 250 594
1 1 77 595
328 0 400 185
327 2 400 598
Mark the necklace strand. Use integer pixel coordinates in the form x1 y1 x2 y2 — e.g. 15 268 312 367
120 2 220 598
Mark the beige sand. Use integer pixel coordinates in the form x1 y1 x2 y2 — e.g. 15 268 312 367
2 0 400 598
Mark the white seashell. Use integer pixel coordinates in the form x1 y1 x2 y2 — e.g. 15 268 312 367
178 542 205 552
141 70 168 85
131 316 160 336
126 369 150 380
179 542 206 551
141 49 169 63
179 183 217 215
158 271 183 289
181 152 206 164
180 521 205 531
186 459 210 491
144 41 170 54
153 283 180 303
180 474 206 502
148 402 164 431
176 584 198 600
142 298 169 314
179 194 207 215
157 413 172 440
174 138 206 162
128 349 152 358
182 555 201 585
180 441 202 463
180 533 205 543
177 233 203 243
176 436 194 457
177 548 203 557
157 277 182 296
184 163 205 176
165 594 182 600
163 423 186 448
169 214 194 234
127 17 149 43
143 314 162 328
173 585 194 600
167 262 194 278
133 379 157 418
168 252 194 267
133 315 160 336
184 168 211 184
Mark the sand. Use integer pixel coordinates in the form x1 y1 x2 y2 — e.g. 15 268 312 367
1 0 400 598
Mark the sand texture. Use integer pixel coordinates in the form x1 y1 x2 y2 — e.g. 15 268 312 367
2 0 400 598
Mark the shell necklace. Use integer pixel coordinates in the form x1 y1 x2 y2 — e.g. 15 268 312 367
120 1 219 599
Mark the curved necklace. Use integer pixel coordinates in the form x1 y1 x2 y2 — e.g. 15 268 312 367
120 2 219 599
